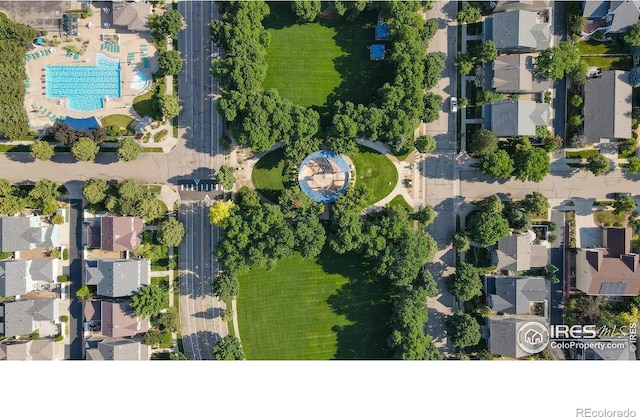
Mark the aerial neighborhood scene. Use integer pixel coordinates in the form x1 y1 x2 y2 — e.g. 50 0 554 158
2 0 640 363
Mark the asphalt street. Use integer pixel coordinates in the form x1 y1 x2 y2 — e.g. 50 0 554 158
67 198 84 359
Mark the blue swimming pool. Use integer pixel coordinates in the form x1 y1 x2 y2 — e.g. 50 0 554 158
46 53 121 111
131 69 148 90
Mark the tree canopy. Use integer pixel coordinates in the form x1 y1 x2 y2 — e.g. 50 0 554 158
587 153 611 176
446 311 481 349
212 271 239 300
158 95 182 121
467 129 498 157
209 200 235 227
30 141 55 161
292 0 320 22
415 135 436 153
456 4 482 24
118 137 142 162
512 144 551 183
521 192 550 218
213 335 245 360
479 149 514 179
467 211 510 247
82 178 109 204
536 40 586 81
216 165 236 191
613 194 637 215
71 137 100 162
149 9 184 39
157 49 183 76
130 284 165 318
156 217 185 247
448 262 482 302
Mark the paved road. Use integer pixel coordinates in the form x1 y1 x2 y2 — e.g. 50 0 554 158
67 198 84 360
551 0 568 143
177 0 228 360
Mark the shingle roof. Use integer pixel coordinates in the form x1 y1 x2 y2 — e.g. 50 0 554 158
492 10 550 51
493 0 549 12
0 342 29 360
608 1 640 33
583 0 610 18
492 53 550 93
488 317 530 358
112 2 151 32
28 339 56 360
0 259 57 297
1 299 58 338
584 70 632 143
85 259 150 297
495 234 549 271
101 301 149 338
86 338 150 360
488 100 550 137
486 276 550 314
100 216 143 252
0 216 58 252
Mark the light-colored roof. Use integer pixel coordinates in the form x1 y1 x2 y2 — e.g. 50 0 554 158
493 0 549 12
86 338 150 360
0 217 59 252
492 10 550 51
486 276 550 314
0 259 57 297
608 1 640 33
1 299 58 338
492 53 550 93
488 100 550 137
112 2 151 32
488 317 531 358
584 70 632 143
85 259 150 298
495 234 548 271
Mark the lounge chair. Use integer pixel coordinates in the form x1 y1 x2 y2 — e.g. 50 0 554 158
101 44 105 50
74 53 80 60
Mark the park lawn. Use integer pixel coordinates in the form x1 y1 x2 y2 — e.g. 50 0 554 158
100 114 135 130
594 210 627 226
237 249 392 360
133 89 155 117
582 56 632 71
262 3 393 112
151 275 170 309
251 147 287 203
388 194 413 212
565 149 600 159
577 39 624 55
349 144 397 207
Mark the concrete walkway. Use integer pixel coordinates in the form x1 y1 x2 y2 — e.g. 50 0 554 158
231 297 240 341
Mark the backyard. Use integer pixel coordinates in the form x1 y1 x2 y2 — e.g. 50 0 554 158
261 3 394 118
594 210 627 226
236 249 392 359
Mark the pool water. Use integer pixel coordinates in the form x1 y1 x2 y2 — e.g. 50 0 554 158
46 53 121 111
131 69 148 90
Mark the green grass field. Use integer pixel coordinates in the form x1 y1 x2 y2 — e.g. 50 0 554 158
100 114 135 131
133 89 155 118
582 56 632 71
237 249 392 359
388 194 413 212
262 3 393 114
350 145 397 207
251 147 287 203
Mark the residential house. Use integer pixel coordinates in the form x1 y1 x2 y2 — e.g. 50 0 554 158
576 227 640 296
492 1 550 13
0 299 59 338
485 10 551 52
492 233 549 272
484 100 550 137
0 339 58 360
112 1 151 32
0 259 58 297
583 70 632 144
84 259 150 297
85 338 150 360
87 216 143 252
0 216 59 253
582 1 640 39
581 337 636 360
491 53 550 93
487 316 548 358
485 275 550 316
100 301 149 338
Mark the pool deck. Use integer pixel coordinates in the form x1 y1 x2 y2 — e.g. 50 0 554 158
24 5 158 130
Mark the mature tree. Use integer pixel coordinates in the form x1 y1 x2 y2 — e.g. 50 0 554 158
504 204 532 232
521 192 550 218
156 217 185 247
627 156 640 174
144 328 162 348
157 49 183 76
415 268 439 297
75 285 92 302
587 153 611 176
536 40 584 80
448 262 482 302
613 194 637 215
328 187 370 253
475 40 498 64
624 20 640 49
422 92 442 123
71 137 100 161
467 211 510 247
467 129 498 157
291 0 320 22
51 213 64 225
149 9 183 39
216 165 236 191
158 95 182 121
543 135 563 152
29 179 59 208
424 52 446 89
413 205 436 225
452 232 471 253
457 4 482 24
212 271 239 299
213 335 245 360
479 149 514 179
157 307 180 333
570 94 583 108
209 200 235 226
479 194 504 214
618 137 637 156
478 90 505 104
118 137 142 162
30 140 55 161
455 52 474 75
130 284 165 318
568 114 584 128
415 135 436 153
446 311 481 349
512 146 551 183
630 67 640 88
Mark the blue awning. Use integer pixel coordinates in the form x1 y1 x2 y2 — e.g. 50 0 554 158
376 23 390 40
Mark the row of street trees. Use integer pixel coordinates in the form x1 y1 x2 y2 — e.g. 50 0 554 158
0 178 63 217
82 178 167 222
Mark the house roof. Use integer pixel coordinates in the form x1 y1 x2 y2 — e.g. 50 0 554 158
84 300 102 322
100 216 143 252
0 216 59 252
488 100 550 137
494 233 549 271
493 0 550 12
112 1 151 32
608 1 640 33
488 317 534 358
85 259 150 297
584 70 632 143
583 0 610 18
491 10 550 51
576 228 640 295
86 338 150 360
486 276 550 314
0 342 29 360
492 53 550 93
0 259 57 297
1 299 58 338
28 339 56 360
584 337 636 360
101 301 149 338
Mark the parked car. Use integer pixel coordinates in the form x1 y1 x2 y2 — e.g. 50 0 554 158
450 97 458 113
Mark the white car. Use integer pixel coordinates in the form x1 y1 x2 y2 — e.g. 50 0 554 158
450 97 458 113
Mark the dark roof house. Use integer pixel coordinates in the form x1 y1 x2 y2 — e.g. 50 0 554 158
0 216 59 252
485 100 550 137
582 1 640 38
485 275 550 315
487 10 551 52
0 299 59 338
100 301 149 338
487 317 547 358
88 216 143 252
85 338 150 360
0 259 58 297
112 1 151 32
491 53 550 93
583 70 632 144
492 0 550 13
85 259 150 298
492 233 549 271
576 227 640 295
